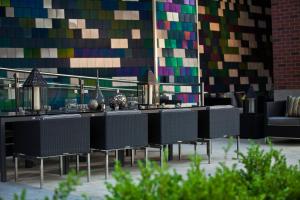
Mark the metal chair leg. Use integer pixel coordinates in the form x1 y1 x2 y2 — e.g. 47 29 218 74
105 151 109 179
59 156 63 176
144 147 148 164
207 140 212 164
14 155 18 182
40 158 44 189
160 145 164 167
194 142 197 155
236 136 240 160
131 149 135 166
87 153 91 182
178 143 182 160
76 155 80 174
115 150 118 161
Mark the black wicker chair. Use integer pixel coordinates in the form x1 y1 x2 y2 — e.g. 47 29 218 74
265 101 300 139
13 114 90 188
148 109 198 165
197 107 240 163
91 110 148 179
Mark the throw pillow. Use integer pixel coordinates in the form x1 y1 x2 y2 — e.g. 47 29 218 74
287 96 296 117
298 98 300 117
293 97 300 116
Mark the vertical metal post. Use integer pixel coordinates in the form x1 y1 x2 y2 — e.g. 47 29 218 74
76 155 80 174
40 158 44 189
87 153 91 182
79 79 85 105
59 156 63 176
14 156 18 182
207 140 212 164
105 151 109 179
115 150 118 161
178 143 182 160
14 73 20 111
236 136 240 160
160 145 164 167
131 149 135 166
144 147 148 164
152 0 158 80
194 142 197 155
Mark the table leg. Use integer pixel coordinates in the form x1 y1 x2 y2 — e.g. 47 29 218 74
0 119 7 182
117 150 125 167
63 156 69 174
168 144 173 161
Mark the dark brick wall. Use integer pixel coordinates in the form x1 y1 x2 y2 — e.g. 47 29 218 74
272 0 300 90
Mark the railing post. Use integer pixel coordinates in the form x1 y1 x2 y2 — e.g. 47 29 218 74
79 79 85 105
14 73 20 111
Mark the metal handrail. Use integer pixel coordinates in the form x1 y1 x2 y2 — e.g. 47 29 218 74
0 67 203 87
0 67 141 84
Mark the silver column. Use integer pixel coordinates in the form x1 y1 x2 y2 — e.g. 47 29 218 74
76 155 80 174
59 156 63 176
14 156 18 182
178 143 182 160
87 153 91 182
207 140 212 164
105 151 109 179
40 158 44 189
131 149 135 167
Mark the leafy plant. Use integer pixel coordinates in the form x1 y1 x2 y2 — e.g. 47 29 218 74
106 143 300 200
11 170 86 200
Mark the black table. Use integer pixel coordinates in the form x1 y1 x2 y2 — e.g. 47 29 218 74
0 111 103 182
240 113 265 139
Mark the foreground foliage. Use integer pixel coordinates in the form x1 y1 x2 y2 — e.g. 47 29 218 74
106 144 300 200
5 143 300 200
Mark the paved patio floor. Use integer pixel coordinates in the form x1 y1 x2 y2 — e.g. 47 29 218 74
1 138 300 200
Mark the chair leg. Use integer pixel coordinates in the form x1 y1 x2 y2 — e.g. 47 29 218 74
115 150 118 162
178 143 182 160
236 136 240 160
87 153 91 182
59 156 63 176
144 147 148 164
160 145 164 167
207 140 212 164
14 155 18 182
194 142 197 155
105 151 109 179
76 155 80 174
131 149 135 167
40 158 44 189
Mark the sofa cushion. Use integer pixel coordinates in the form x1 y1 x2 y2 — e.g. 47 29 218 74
268 117 300 126
286 96 300 117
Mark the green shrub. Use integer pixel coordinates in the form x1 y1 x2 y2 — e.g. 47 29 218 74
106 144 300 200
12 170 88 200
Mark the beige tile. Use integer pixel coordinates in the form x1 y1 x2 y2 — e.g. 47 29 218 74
240 77 249 85
111 39 128 48
131 29 141 39
114 10 139 20
6 7 14 17
210 22 220 31
229 69 238 77
224 54 242 62
198 6 205 14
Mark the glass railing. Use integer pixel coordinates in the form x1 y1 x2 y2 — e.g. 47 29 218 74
0 67 204 112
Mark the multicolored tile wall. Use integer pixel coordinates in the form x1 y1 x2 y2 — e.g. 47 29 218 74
198 0 273 94
0 0 274 109
156 0 199 104
0 0 153 86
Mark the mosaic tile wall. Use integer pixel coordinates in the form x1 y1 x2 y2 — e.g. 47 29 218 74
198 0 273 94
156 0 199 104
0 0 153 87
